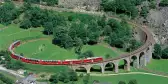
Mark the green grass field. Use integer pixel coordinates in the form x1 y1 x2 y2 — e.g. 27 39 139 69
56 74 168 84
146 59 168 73
14 39 78 60
0 24 47 50
14 39 123 60
90 74 168 84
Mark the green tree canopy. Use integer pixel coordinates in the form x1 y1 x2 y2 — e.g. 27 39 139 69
153 44 162 59
128 79 138 84
162 47 168 59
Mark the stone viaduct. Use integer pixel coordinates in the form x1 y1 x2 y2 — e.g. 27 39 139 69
69 21 155 74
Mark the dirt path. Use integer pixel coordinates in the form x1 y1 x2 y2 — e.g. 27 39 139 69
0 65 24 78
90 72 168 78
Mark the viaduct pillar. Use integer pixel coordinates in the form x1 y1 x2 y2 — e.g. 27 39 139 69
114 61 119 73
136 56 140 68
125 58 130 71
146 45 153 63
140 52 147 67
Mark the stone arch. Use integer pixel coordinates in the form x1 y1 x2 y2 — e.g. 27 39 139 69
139 52 146 67
90 65 103 73
75 67 87 73
104 62 115 72
130 55 138 67
118 58 129 71
146 47 150 53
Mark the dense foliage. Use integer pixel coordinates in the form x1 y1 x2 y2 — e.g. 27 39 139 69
19 2 138 51
153 44 168 59
101 0 142 19
0 1 20 25
24 0 58 6
140 6 149 19
159 0 168 7
153 44 162 59
49 69 78 83
101 0 156 19
118 79 138 84
0 73 14 84
0 1 141 54
0 51 24 70
79 51 94 59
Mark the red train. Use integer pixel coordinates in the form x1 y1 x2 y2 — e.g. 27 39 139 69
8 40 104 65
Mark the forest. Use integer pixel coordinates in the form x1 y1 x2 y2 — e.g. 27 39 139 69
0 1 141 53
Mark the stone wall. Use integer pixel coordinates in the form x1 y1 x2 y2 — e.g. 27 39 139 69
58 0 101 11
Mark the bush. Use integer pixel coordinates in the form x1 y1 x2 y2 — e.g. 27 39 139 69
153 44 162 59
49 74 58 83
79 73 84 78
79 51 94 59
159 0 168 7
0 1 20 25
128 79 137 84
20 19 32 29
45 0 58 6
162 47 168 59
0 73 14 84
118 81 126 84
149 1 156 9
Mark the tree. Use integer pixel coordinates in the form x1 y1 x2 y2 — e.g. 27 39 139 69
44 0 58 6
21 2 31 12
0 73 13 84
58 71 69 83
49 74 58 83
107 32 124 48
107 19 121 31
128 79 138 84
79 51 94 58
118 81 126 84
97 15 106 28
83 74 90 84
0 80 4 84
20 19 32 29
87 20 101 44
153 44 162 59
127 39 142 52
68 69 78 81
3 51 11 62
24 0 40 4
103 25 112 36
105 54 111 59
149 1 156 9
140 6 149 19
22 6 44 28
162 47 168 59
79 73 84 78
101 0 139 19
159 0 168 7
74 38 83 55
53 25 73 49
0 1 19 25
11 61 24 70
43 22 54 35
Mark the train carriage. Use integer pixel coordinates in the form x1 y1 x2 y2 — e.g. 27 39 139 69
83 59 92 63
62 60 71 65
92 57 103 62
72 59 82 64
